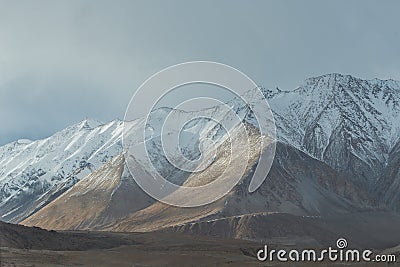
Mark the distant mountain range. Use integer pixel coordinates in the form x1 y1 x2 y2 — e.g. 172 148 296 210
1 73 400 248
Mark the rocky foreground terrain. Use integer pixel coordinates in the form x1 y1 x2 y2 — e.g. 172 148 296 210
1 221 400 266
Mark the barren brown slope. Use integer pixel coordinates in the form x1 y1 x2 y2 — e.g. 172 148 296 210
97 125 266 232
105 142 374 232
21 154 154 230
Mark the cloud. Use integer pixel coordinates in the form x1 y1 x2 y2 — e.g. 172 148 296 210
0 0 399 144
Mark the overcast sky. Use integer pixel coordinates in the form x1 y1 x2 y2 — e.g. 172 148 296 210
0 0 399 145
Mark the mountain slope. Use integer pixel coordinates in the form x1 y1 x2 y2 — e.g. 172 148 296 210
21 154 155 230
102 141 373 233
23 139 375 232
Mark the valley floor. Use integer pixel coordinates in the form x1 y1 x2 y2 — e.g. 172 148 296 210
1 231 261 267
1 231 399 267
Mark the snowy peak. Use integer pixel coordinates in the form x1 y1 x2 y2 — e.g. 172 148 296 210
76 119 103 130
268 73 400 107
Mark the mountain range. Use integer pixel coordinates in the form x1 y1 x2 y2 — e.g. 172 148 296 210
1 73 400 249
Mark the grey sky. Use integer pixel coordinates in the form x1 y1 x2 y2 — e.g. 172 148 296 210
0 0 399 145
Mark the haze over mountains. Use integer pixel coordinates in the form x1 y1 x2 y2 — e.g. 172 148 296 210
1 73 400 249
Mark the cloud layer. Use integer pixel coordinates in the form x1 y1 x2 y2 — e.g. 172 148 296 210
0 0 399 144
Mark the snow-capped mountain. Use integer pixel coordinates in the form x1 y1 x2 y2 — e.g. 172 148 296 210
0 119 124 222
1 73 399 224
0 107 235 222
265 74 400 188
